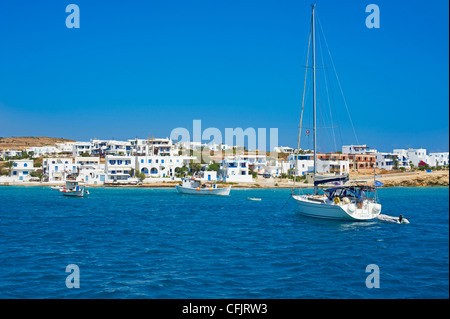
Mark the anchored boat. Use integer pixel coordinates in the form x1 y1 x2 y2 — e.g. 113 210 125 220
60 181 89 197
291 5 382 221
175 178 231 196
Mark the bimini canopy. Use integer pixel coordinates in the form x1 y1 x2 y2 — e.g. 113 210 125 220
324 185 376 200
314 173 349 186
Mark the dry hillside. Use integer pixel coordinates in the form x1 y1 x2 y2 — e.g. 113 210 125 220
0 137 75 151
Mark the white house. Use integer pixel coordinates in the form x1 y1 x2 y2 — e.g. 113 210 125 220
75 157 106 185
236 154 267 173
104 155 135 182
219 157 253 182
342 145 377 155
376 152 396 170
200 170 217 182
107 140 132 156
263 160 290 177
207 143 232 151
129 138 149 156
392 149 410 168
72 142 92 157
10 159 35 181
55 142 75 154
135 155 194 178
317 159 350 175
429 152 449 167
1 149 22 159
274 146 295 154
130 138 176 157
405 148 430 167
26 146 59 158
43 158 76 182
287 154 314 176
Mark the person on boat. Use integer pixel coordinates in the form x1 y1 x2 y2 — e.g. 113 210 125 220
399 214 403 223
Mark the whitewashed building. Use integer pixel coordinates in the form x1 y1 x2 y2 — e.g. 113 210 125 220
263 160 290 177
55 142 75 154
200 170 217 182
75 157 106 185
405 148 430 167
10 159 35 181
0 149 22 159
72 142 92 157
130 138 176 157
104 140 132 156
342 145 377 155
237 154 267 173
317 159 350 175
207 143 232 151
105 155 135 182
288 154 314 176
135 155 194 178
219 157 253 182
43 158 76 182
26 146 59 158
274 146 295 154
429 152 449 167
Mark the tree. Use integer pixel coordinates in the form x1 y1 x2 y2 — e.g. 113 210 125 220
5 161 14 176
207 162 220 172
175 165 189 177
30 169 44 181
189 161 202 174
136 171 146 182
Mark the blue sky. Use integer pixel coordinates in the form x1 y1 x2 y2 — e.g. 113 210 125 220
0 0 448 152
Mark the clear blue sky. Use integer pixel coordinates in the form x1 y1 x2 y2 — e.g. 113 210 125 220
0 0 448 152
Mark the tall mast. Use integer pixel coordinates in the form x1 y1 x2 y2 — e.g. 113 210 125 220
312 4 318 195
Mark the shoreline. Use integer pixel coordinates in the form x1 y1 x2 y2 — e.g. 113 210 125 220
1 171 448 189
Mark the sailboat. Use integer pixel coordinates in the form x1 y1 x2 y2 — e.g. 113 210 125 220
292 5 382 221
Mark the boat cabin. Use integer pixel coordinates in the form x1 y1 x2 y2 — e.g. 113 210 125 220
65 180 80 191
181 178 218 189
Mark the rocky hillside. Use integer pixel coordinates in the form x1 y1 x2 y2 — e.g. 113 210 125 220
378 171 449 187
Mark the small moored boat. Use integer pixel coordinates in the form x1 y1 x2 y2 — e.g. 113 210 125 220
175 178 231 196
60 181 89 197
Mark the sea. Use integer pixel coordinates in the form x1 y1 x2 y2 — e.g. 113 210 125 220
0 186 448 299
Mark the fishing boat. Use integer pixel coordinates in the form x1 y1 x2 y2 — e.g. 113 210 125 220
175 177 231 195
291 5 382 221
60 180 89 197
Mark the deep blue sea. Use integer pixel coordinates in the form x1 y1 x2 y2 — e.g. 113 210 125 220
0 186 448 299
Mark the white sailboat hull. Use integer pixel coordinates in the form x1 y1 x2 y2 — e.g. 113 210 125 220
175 185 231 196
293 195 381 221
